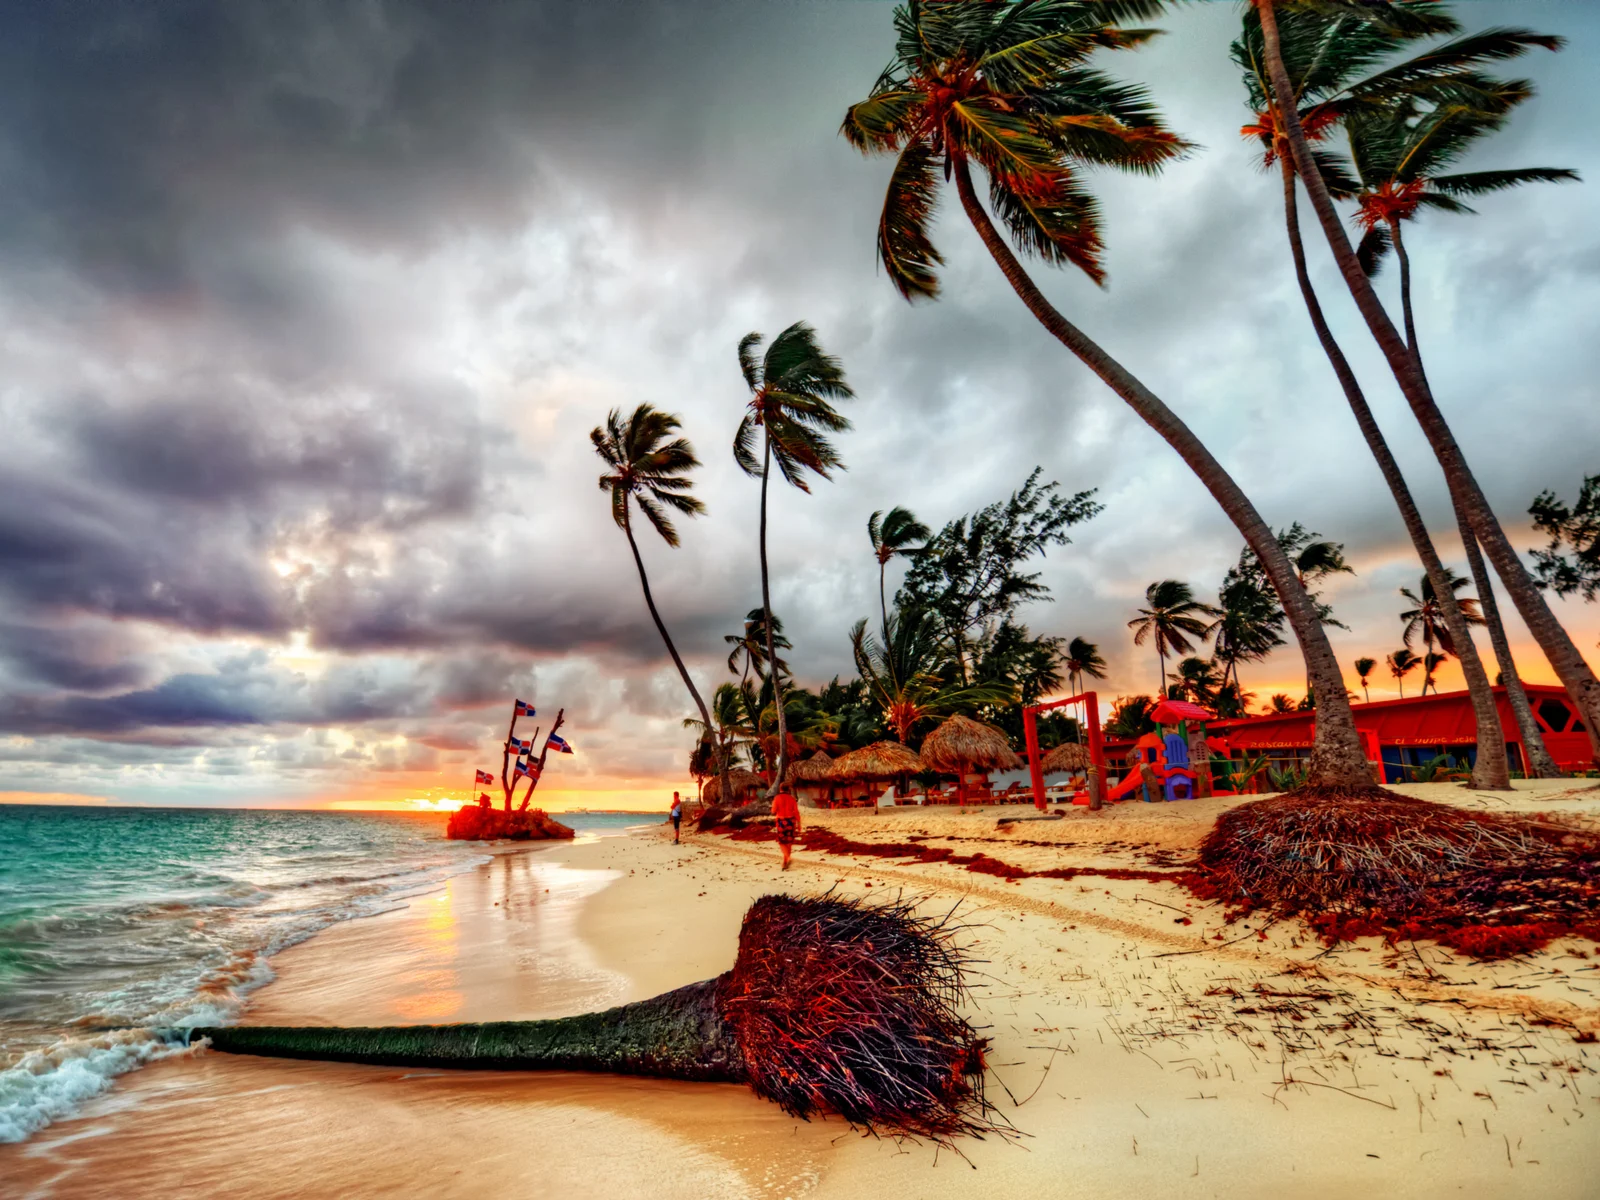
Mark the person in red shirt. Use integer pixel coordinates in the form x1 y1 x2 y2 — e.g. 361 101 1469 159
771 789 801 871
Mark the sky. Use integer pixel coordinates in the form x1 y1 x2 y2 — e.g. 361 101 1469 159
0 0 1595 812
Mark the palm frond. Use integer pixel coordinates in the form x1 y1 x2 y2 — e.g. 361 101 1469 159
737 332 765 392
1355 224 1391 277
878 141 946 301
987 171 1105 285
1428 166 1579 196
732 411 763 479
841 86 922 154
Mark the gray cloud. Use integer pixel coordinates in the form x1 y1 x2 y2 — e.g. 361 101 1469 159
0 0 1595 801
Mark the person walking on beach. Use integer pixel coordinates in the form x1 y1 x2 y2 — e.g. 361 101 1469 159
772 787 800 871
670 792 683 844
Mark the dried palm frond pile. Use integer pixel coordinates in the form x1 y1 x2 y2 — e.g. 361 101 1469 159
1195 787 1600 958
194 893 1001 1145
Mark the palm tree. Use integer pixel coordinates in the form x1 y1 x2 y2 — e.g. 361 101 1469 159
1267 694 1297 716
682 683 753 797
868 507 931 635
1063 636 1107 697
1254 0 1600 759
592 405 729 807
1400 569 1483 659
1169 657 1223 708
1353 656 1377 702
1346 86 1574 776
1212 570 1286 692
1387 647 1421 698
1129 581 1219 698
724 608 791 693
733 322 854 797
1421 651 1448 697
1234 6 1537 788
850 610 1011 744
843 0 1377 789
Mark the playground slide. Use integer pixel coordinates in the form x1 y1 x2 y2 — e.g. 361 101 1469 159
1105 770 1153 802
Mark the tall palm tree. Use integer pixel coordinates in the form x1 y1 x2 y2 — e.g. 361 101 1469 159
1421 651 1448 697
1234 7 1531 788
734 322 854 797
1063 636 1107 697
682 683 753 797
592 405 729 807
1353 656 1377 702
850 610 1011 743
1387 647 1421 698
1129 581 1219 699
843 0 1376 788
868 507 931 635
1255 0 1600 759
1346 87 1574 776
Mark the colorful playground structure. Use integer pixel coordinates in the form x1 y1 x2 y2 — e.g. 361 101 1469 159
1023 694 1219 809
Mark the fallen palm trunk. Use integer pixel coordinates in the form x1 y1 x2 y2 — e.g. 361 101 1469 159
193 893 997 1142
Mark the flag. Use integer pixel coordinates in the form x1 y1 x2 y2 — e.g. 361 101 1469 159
508 737 531 754
514 759 542 780
515 700 535 716
547 734 574 755
475 769 494 785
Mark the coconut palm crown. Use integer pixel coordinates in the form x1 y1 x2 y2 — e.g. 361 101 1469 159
1129 580 1219 697
594 404 707 547
841 0 1189 297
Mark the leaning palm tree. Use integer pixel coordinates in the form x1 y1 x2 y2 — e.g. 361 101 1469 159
868 507 931 635
734 322 854 798
1254 0 1600 758
843 0 1376 788
850 610 1011 744
1129 581 1219 699
1353 656 1377 702
1233 6 1537 787
1346 85 1574 775
1169 657 1224 708
593 405 731 808
1063 636 1107 697
1387 647 1421 698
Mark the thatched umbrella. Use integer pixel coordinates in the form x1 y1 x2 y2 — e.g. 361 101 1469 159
785 750 838 806
829 741 923 805
919 715 1021 802
1040 742 1090 776
703 768 762 806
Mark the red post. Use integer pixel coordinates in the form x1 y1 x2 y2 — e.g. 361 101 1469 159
1085 696 1105 811
1024 705 1046 811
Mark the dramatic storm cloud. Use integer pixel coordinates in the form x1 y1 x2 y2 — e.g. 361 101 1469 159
0 1 1595 807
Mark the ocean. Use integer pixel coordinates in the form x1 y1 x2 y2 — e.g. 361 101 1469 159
0 805 655 1143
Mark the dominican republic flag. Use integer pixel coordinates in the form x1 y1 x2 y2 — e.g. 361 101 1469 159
514 759 541 780
509 738 532 754
547 734 574 755
515 700 535 716
474 769 494 785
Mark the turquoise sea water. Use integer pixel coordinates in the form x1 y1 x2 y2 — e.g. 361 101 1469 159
0 805 652 1143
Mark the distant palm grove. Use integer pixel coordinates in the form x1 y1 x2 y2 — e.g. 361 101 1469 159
594 0 1598 803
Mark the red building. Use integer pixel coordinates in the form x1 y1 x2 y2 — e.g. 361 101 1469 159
1207 685 1593 782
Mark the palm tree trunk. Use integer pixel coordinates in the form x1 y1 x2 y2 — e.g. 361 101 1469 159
623 511 727 808
1156 642 1167 700
879 559 890 640
1385 215 1559 778
951 158 1372 788
1258 0 1600 760
1278 159 1510 788
759 435 788 799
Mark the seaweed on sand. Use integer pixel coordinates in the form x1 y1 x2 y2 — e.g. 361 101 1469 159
1193 786 1600 958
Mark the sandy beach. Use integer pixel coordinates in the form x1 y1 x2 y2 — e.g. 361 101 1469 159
5 785 1598 1199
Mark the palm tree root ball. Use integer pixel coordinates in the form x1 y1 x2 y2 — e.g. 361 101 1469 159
1195 786 1600 958
193 893 999 1143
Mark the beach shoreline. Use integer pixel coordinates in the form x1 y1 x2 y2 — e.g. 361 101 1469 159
5 787 1598 1198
